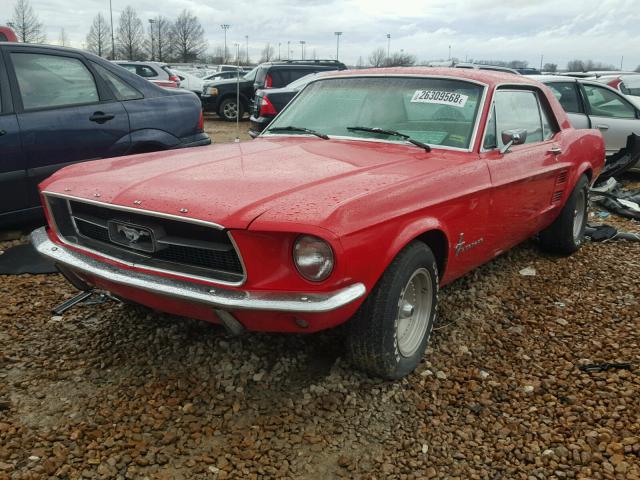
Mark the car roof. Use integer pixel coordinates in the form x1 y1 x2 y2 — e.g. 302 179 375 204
323 67 543 88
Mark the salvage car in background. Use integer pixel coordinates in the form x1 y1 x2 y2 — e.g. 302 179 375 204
533 75 640 173
202 60 347 121
32 68 604 379
592 73 640 109
0 43 210 226
114 61 181 88
172 69 205 96
249 71 338 137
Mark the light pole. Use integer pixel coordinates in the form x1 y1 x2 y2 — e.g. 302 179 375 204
109 0 115 59
300 40 306 60
287 41 290 60
386 33 391 61
334 31 342 61
148 19 156 61
220 24 230 63
278 42 281 60
245 35 249 65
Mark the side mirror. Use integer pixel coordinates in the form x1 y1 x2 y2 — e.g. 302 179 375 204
500 128 527 154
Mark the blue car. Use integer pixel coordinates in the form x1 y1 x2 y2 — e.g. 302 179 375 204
0 43 210 226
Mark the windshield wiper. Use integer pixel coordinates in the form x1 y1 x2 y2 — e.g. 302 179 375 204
346 126 431 152
268 126 329 140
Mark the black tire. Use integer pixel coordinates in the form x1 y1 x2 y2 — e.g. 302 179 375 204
347 241 438 379
218 98 243 122
539 174 589 255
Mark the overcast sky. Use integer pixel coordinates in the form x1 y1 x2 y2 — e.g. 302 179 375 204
7 0 640 69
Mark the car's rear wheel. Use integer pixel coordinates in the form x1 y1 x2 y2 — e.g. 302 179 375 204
347 241 438 379
219 98 243 122
539 174 589 255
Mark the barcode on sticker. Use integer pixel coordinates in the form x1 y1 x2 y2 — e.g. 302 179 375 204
411 90 468 107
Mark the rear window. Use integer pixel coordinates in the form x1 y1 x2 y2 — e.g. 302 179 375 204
255 66 267 84
92 62 142 101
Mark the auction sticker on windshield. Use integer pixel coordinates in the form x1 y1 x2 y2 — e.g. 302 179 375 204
411 90 468 107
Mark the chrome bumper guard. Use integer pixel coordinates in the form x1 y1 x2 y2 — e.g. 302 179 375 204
31 227 366 313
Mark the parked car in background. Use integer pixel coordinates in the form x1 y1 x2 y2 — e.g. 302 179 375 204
33 68 604 379
514 67 541 75
592 73 640 109
0 26 17 42
172 69 204 96
249 71 338 137
533 75 640 173
0 43 210 226
454 63 520 74
201 60 347 121
204 70 248 81
253 59 346 91
114 61 181 88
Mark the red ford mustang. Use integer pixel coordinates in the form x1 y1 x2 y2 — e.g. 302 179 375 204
32 68 605 379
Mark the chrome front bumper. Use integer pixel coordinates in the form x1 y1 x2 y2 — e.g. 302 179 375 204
31 227 366 313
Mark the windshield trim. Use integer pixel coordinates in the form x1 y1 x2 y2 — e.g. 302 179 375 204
261 74 488 152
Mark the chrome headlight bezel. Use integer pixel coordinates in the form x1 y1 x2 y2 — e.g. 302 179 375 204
292 235 335 282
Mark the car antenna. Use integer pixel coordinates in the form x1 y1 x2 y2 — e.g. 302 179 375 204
235 43 241 143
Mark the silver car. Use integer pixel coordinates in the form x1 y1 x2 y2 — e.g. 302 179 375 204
531 75 640 172
114 61 180 88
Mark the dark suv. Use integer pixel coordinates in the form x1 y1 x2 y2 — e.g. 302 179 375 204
201 60 347 121
0 42 210 226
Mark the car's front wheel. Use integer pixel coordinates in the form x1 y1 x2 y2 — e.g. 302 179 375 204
219 98 243 122
347 241 438 379
539 174 589 255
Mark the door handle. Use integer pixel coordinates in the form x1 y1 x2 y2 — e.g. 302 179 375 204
595 124 609 130
548 146 562 155
89 112 115 124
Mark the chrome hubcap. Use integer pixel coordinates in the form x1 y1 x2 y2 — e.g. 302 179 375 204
573 189 586 240
396 268 433 358
223 102 238 119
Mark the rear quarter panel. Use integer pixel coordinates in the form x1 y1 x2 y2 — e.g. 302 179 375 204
123 91 202 141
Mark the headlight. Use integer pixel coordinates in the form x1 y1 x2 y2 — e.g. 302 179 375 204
293 235 334 282
206 87 218 96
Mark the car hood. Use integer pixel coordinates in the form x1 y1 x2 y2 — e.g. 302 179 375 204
41 138 460 232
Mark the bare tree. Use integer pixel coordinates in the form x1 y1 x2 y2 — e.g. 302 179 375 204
146 16 173 62
259 43 275 63
116 6 145 60
171 10 206 63
385 51 416 67
58 27 68 46
207 46 225 65
86 13 110 57
10 0 45 43
543 63 558 73
368 47 386 67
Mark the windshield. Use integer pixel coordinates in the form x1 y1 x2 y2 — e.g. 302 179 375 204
265 76 484 149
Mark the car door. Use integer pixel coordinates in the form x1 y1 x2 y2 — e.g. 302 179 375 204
5 46 130 208
580 81 640 156
0 47 28 217
482 88 568 253
544 80 591 130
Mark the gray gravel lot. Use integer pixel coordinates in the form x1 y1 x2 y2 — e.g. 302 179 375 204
0 121 639 479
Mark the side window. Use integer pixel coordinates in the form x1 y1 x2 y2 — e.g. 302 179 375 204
11 53 99 110
538 94 558 141
582 84 636 119
483 104 497 149
495 90 543 146
136 65 157 78
546 82 583 114
120 64 137 74
91 62 142 101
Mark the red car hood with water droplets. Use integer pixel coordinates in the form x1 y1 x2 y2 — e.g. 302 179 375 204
41 137 458 231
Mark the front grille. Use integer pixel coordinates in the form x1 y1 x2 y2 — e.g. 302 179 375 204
45 195 245 284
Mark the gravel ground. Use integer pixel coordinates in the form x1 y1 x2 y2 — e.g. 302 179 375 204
0 127 639 479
